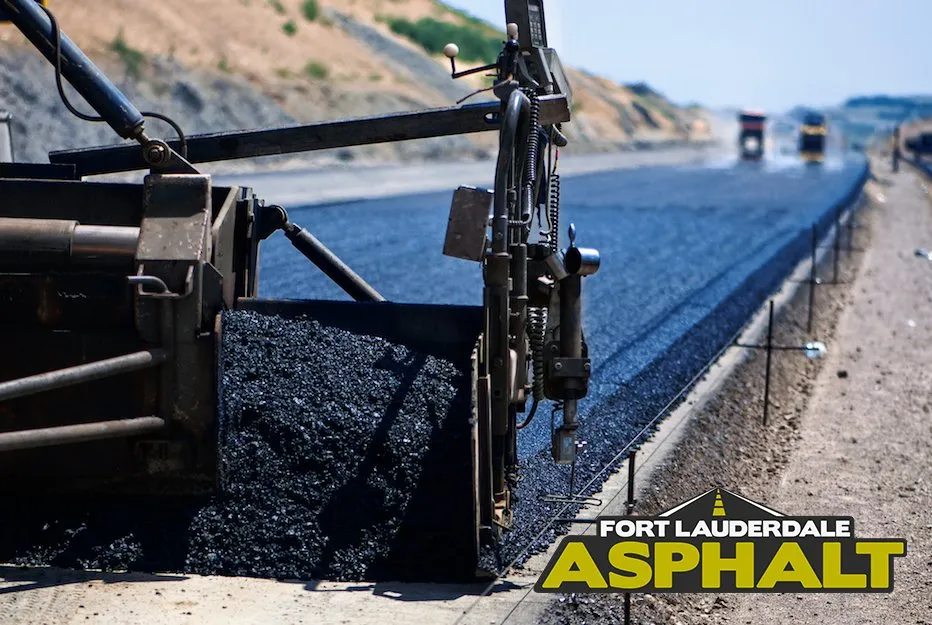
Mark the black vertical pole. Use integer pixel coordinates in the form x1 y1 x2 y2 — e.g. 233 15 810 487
848 204 855 252
763 300 774 426
625 452 636 515
808 225 816 334
623 452 636 625
833 208 841 283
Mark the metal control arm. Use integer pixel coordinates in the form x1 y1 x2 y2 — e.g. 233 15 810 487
253 204 385 303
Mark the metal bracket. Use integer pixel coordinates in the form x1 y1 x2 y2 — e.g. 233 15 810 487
542 339 591 399
443 186 492 262
550 356 590 378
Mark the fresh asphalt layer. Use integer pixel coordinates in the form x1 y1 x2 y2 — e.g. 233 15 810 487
255 153 870 569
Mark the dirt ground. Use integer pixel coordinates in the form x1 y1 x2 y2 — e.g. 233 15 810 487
545 163 932 625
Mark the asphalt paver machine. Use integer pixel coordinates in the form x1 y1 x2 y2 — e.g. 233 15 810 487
0 0 599 568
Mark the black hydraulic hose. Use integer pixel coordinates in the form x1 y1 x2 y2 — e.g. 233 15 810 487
492 89 531 253
515 398 539 430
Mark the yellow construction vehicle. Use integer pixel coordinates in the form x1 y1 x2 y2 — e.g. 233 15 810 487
799 111 827 164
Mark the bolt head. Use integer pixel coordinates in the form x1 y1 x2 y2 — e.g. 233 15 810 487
145 142 168 165
554 362 563 370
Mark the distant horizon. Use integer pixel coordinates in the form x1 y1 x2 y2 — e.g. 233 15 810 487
444 0 932 114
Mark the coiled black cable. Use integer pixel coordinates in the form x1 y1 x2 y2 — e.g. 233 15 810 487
549 172 561 254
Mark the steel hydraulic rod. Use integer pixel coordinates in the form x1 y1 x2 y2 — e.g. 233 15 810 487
0 349 167 402
49 95 570 177
0 218 138 259
0 416 165 452
72 223 139 257
282 223 385 303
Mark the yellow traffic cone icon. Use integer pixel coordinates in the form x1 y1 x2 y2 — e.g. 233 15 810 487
713 490 726 517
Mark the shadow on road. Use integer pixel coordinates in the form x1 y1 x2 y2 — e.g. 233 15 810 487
0 564 188 595
299 578 523 602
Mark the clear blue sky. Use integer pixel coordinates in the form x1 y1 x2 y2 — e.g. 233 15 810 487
445 0 932 112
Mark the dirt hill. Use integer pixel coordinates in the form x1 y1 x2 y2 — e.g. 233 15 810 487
0 0 711 168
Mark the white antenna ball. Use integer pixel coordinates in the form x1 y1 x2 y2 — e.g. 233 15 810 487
506 22 519 39
443 43 459 59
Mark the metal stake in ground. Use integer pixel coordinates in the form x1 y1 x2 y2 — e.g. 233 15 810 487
808 224 817 334
833 207 841 284
735 311 828 426
763 300 774 426
623 451 637 625
848 205 855 253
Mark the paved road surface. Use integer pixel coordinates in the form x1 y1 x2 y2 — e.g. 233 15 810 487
253 153 869 563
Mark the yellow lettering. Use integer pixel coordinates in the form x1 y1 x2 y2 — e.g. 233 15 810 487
856 541 905 589
608 541 652 590
757 542 821 589
702 542 755 589
541 542 607 590
654 542 700 588
822 542 866 589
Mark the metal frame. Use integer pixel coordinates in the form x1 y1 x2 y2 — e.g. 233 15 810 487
0 176 252 492
49 96 570 177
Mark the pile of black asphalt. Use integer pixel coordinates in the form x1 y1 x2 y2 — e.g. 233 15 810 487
0 309 479 582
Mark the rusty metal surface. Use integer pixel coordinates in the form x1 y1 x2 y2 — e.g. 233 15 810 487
443 186 492 262
0 217 75 255
0 176 240 493
0 273 134 328
137 174 211 294
0 179 144 225
135 174 219 465
210 187 241 307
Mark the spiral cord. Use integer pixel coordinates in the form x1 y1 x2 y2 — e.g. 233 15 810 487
548 172 561 254
528 306 548 401
524 89 541 188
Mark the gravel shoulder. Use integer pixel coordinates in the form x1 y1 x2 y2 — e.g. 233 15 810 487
545 163 932 625
714 164 932 624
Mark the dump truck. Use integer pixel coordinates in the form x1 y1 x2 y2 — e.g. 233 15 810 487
905 132 932 161
0 0 598 580
799 111 827 164
738 110 766 160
